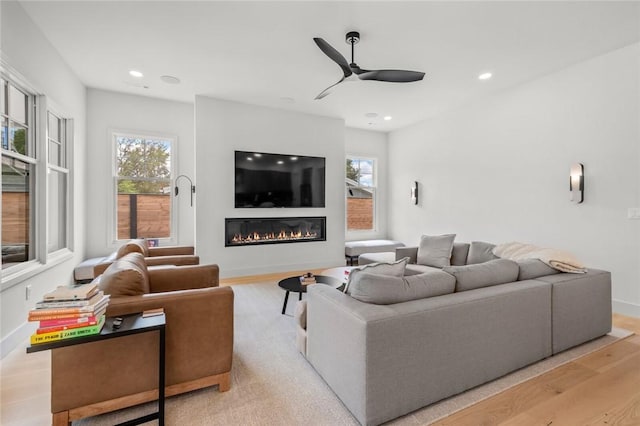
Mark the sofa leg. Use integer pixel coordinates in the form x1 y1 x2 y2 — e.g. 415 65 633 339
218 372 231 392
52 411 70 426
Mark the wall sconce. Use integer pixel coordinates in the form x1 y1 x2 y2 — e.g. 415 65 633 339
410 181 418 205
569 163 584 204
175 175 196 207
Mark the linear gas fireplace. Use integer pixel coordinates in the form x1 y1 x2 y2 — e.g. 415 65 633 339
225 217 326 247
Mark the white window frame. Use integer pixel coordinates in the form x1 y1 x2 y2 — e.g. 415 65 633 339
345 155 378 234
1 64 74 290
109 129 178 246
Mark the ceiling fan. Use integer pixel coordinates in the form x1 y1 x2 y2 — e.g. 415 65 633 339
313 31 425 100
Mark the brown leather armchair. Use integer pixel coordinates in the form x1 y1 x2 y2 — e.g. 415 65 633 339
51 253 233 425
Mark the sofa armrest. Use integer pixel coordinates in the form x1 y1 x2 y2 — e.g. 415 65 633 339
148 245 194 256
396 246 418 263
52 286 234 413
148 264 219 293
144 255 199 267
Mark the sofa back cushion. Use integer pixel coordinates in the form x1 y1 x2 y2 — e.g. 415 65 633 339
347 270 456 304
417 234 456 268
344 257 409 294
115 239 149 259
444 258 519 292
517 258 560 280
466 241 498 265
98 252 150 297
451 242 470 266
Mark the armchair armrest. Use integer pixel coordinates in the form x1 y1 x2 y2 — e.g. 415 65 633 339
148 245 194 256
148 264 219 293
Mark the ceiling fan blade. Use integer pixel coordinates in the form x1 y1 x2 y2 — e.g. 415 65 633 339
313 38 353 78
357 69 425 83
315 77 345 100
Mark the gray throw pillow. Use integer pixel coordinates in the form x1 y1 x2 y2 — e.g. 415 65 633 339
344 257 409 294
416 234 456 268
466 241 498 264
348 270 456 304
444 259 519 292
517 259 560 280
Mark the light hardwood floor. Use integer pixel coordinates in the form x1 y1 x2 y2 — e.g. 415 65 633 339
2 272 639 425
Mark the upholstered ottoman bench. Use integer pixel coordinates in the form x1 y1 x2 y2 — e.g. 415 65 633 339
345 240 404 265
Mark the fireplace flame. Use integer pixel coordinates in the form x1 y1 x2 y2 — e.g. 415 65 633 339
230 228 318 245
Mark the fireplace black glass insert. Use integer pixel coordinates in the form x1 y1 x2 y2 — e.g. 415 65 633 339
225 217 326 247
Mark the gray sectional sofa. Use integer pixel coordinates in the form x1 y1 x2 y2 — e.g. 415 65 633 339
306 240 612 426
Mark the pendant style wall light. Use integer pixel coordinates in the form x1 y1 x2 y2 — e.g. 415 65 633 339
175 175 196 207
569 163 584 204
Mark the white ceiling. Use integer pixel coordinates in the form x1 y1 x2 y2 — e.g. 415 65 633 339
18 1 640 132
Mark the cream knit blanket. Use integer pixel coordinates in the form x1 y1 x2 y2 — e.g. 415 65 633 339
493 242 587 274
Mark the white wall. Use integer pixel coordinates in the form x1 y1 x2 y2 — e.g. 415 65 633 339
388 43 640 316
0 1 87 355
86 89 195 257
195 97 345 277
345 127 389 241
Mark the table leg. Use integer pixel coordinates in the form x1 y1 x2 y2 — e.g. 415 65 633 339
158 327 165 426
281 291 290 315
299 292 302 301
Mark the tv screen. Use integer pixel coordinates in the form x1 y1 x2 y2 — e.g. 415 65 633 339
235 150 325 208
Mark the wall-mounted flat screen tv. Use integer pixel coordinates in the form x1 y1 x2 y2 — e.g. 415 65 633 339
235 150 326 208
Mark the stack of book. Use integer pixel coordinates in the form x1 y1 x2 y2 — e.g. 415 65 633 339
28 284 109 345
300 273 316 286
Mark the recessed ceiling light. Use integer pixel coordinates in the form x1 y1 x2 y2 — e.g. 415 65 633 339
129 70 144 78
254 153 262 157
160 75 180 84
277 160 284 165
478 72 493 80
365 112 378 118
247 157 253 161
290 156 298 161
383 116 392 121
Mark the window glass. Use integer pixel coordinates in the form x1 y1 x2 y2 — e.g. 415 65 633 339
346 158 376 231
48 112 60 142
0 79 6 115
2 156 33 268
115 135 173 240
1 117 7 150
9 123 27 155
8 85 27 125
47 169 67 253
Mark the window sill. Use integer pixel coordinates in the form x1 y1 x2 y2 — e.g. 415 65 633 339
1 249 74 292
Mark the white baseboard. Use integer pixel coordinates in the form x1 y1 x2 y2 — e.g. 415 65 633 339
1 321 34 359
612 299 640 318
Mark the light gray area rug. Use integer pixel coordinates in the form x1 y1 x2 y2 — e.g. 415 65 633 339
76 282 632 425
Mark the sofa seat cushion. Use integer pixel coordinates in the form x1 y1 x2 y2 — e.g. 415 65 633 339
444 258 519 292
344 257 409 294
98 252 150 297
517 259 560 280
347 270 456 304
417 234 456 268
466 241 498 264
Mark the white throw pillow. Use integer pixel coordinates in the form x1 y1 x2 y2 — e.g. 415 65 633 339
344 257 409 294
416 234 456 268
